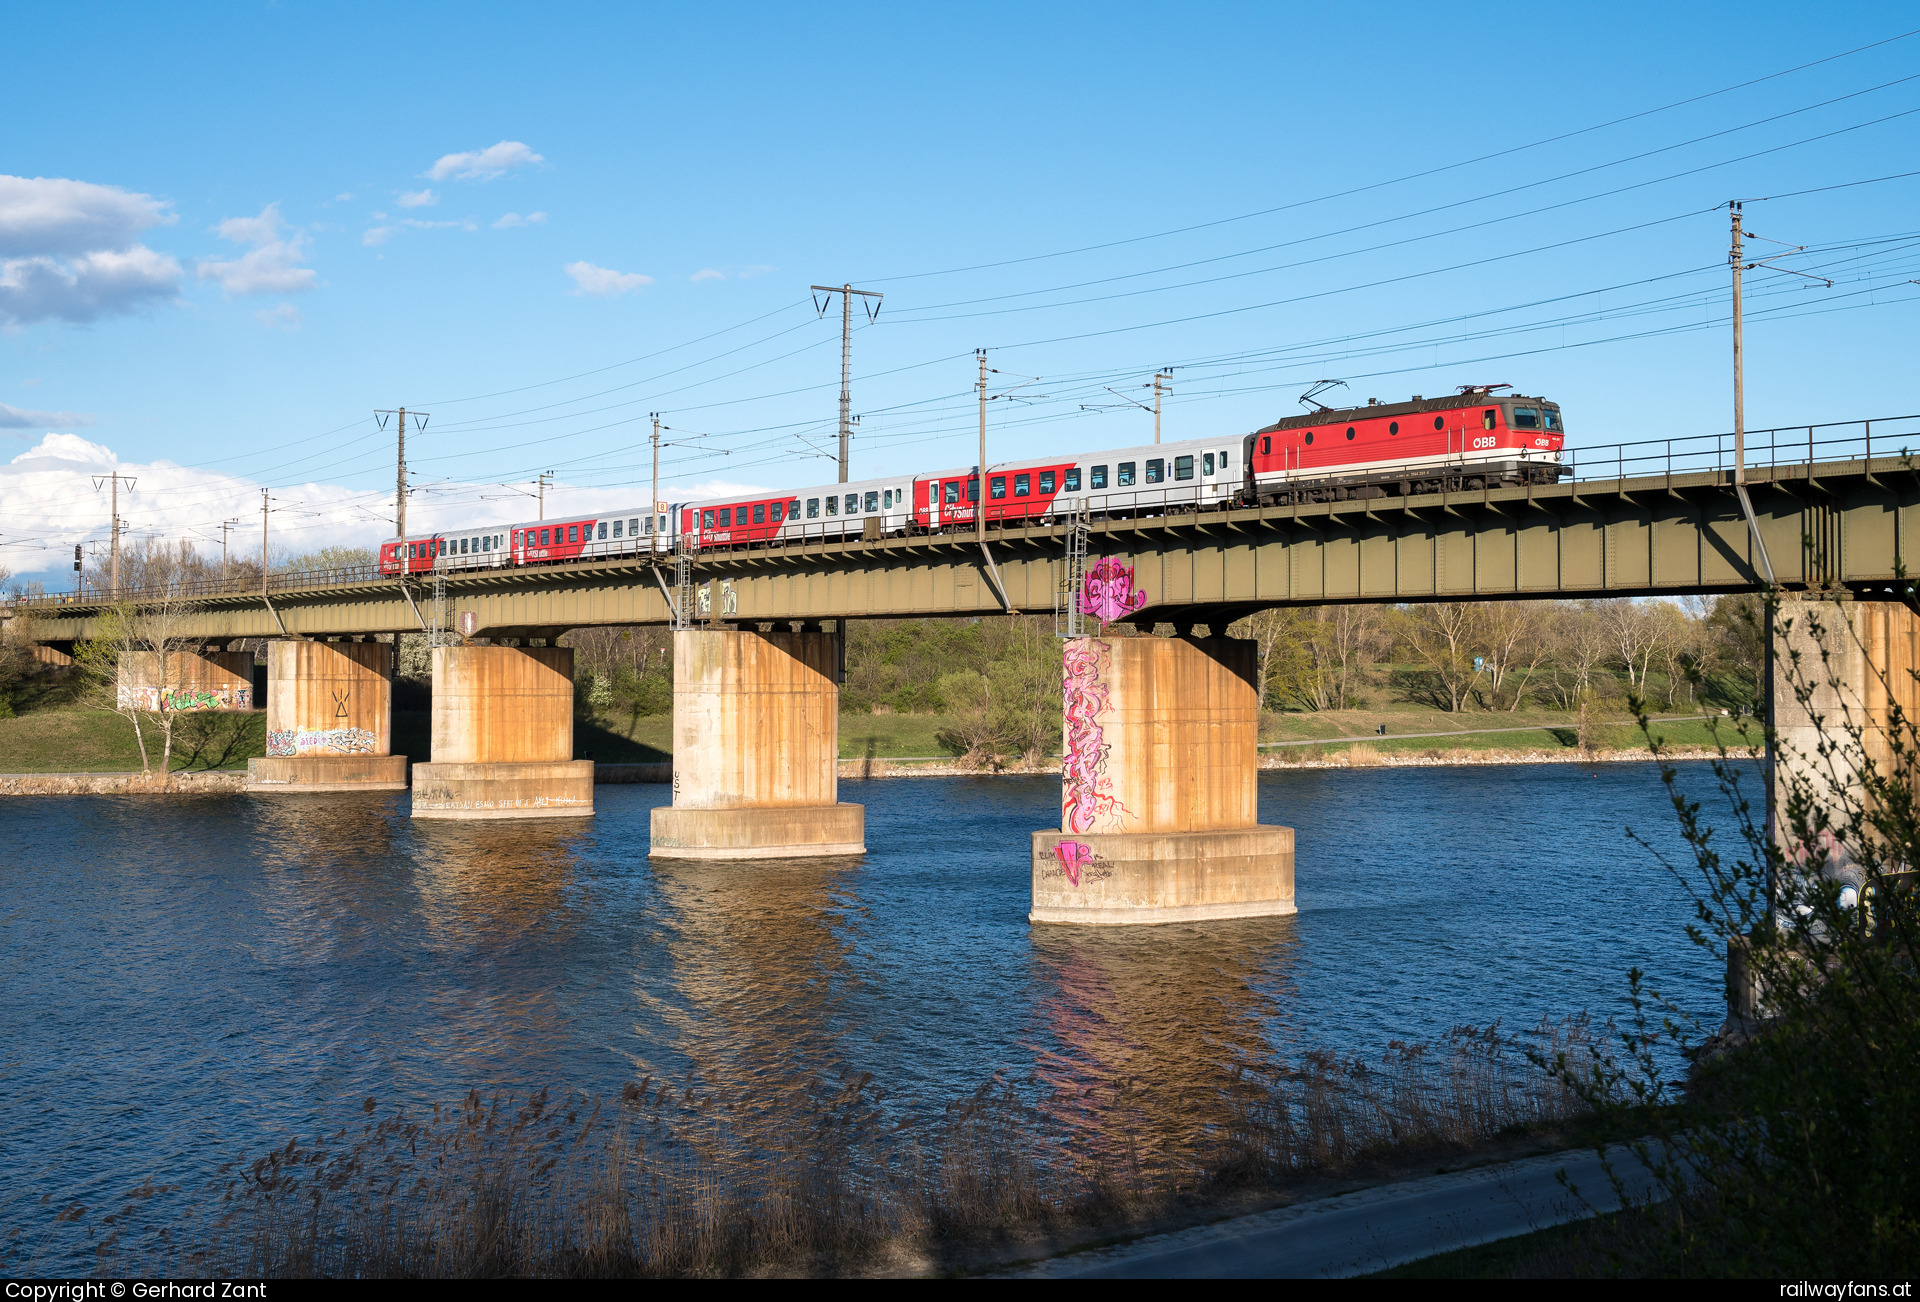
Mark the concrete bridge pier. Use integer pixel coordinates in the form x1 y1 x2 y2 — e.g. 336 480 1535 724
117 647 254 711
1032 632 1295 925
649 627 864 859
246 640 408 793
411 645 594 819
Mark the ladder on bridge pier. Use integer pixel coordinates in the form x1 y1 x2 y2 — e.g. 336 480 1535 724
1055 497 1092 639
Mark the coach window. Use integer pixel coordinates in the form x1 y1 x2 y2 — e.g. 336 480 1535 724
825 495 838 516
1014 474 1030 497
1145 459 1164 484
1063 468 1080 492
565 525 576 543
747 503 762 524
612 519 623 539
698 513 712 532
988 477 1006 501
865 491 880 512
845 493 859 514
1345 426 1356 441
1511 407 1540 429
657 515 667 534
943 481 959 506
1483 409 1497 431
882 489 892 509
1090 465 1108 489
966 477 979 502
1202 453 1215 476
598 522 608 539
1174 455 1194 481
1039 470 1056 494
774 501 787 523
542 528 553 545
1116 462 1134 486
807 498 820 518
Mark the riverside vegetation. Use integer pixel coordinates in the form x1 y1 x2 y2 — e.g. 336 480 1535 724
50 1018 1605 1278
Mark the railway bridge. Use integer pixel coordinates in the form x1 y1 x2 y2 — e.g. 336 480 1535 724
7 416 1919 924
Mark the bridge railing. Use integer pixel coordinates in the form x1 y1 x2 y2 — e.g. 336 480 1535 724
9 413 1920 615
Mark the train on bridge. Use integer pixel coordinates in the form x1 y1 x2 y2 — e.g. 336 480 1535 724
377 387 1564 575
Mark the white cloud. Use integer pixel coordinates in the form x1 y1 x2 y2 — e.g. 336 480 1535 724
1 247 183 325
362 226 394 247
689 267 725 283
564 260 651 296
334 192 355 202
739 264 776 279
492 211 547 229
403 218 472 231
425 141 543 183
0 175 173 258
396 188 438 208
255 303 301 330
0 403 93 433
196 203 316 296
0 175 184 325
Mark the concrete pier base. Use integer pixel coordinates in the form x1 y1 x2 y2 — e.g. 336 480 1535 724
1035 625 1295 925
649 627 863 858
252 640 405 793
246 754 409 792
412 645 591 820
651 803 866 859
411 759 595 819
1030 827 1295 925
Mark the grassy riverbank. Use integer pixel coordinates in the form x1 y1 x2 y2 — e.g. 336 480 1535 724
0 694 1749 774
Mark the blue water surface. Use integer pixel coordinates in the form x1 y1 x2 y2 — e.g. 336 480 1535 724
0 761 1738 1269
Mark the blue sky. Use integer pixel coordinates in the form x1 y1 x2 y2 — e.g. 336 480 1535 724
5 1 1918 587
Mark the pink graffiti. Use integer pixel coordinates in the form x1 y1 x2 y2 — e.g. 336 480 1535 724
1077 556 1147 624
1055 840 1093 887
1061 637 1127 834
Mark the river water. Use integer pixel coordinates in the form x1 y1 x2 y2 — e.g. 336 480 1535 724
0 761 1742 1270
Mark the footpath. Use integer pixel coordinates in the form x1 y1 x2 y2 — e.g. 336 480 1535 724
1003 1145 1659 1278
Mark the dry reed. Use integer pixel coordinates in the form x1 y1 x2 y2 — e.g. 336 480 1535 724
101 1017 1600 1278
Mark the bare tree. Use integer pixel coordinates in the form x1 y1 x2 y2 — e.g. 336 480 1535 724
1244 608 1318 711
1545 601 1614 708
1598 598 1660 691
1473 601 1552 710
72 541 222 785
1298 604 1389 710
1395 603 1479 712
1647 600 1698 708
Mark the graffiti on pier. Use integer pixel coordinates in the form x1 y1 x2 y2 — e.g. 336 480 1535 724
1049 839 1113 889
117 685 253 712
267 727 378 757
1061 637 1127 834
1077 556 1147 625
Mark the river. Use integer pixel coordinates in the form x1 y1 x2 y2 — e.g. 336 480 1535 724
0 760 1741 1271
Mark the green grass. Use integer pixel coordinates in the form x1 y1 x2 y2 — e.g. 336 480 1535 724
1261 706 1762 762
580 708 963 760
0 704 268 773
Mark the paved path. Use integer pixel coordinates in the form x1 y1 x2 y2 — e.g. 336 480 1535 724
1005 1147 1662 1278
1257 715 1712 749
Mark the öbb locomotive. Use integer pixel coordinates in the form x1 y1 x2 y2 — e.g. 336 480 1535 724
376 386 1564 574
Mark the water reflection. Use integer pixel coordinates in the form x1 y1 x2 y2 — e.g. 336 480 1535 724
1025 917 1300 1170
647 853 870 1136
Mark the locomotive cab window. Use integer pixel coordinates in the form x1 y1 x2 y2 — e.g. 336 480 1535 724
1091 465 1108 489
1174 455 1194 481
1483 409 1497 431
1039 470 1055 494
1511 407 1540 430
1544 409 1563 432
1117 462 1134 486
1014 474 1030 497
1064 468 1081 491
1145 459 1164 484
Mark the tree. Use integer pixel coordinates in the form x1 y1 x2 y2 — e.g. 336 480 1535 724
1394 603 1479 712
1544 600 1614 709
1471 601 1551 710
1599 598 1660 691
1245 608 1318 710
1295 604 1389 710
